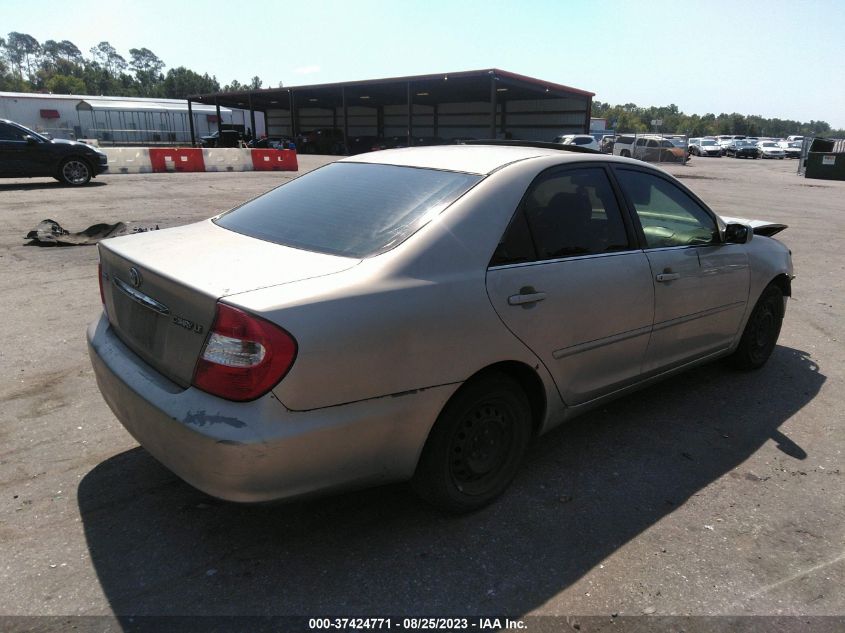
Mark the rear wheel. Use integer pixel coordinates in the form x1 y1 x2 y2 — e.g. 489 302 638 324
412 372 532 513
727 284 784 370
58 158 92 186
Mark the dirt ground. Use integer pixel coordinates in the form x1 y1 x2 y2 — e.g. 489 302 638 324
0 153 842 627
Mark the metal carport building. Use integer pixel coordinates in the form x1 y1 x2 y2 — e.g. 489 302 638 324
187 68 593 151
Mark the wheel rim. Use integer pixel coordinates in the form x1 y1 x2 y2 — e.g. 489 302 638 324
62 160 90 184
748 299 777 364
449 400 514 496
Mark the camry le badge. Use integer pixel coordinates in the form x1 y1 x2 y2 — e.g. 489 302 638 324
128 267 142 288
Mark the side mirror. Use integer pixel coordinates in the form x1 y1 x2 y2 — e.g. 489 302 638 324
724 223 752 244
24 135 38 145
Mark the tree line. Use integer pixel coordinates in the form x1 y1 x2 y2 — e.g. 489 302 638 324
1 31 842 137
593 101 844 139
0 31 266 99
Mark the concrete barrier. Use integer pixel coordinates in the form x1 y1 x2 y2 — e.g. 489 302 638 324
101 147 297 174
103 148 153 174
149 148 206 173
251 149 299 171
202 148 254 172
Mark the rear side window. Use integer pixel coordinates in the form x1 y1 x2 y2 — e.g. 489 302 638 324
491 166 630 263
215 163 482 258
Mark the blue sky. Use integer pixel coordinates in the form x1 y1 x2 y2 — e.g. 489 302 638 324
6 0 845 127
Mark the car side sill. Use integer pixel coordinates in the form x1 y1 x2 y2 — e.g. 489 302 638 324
554 347 732 426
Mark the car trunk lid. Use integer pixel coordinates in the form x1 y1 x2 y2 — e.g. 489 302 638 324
98 220 359 387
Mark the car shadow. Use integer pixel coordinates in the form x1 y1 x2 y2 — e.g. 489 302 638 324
0 180 107 191
78 346 823 618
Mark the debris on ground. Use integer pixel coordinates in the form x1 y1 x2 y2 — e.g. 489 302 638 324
25 218 159 246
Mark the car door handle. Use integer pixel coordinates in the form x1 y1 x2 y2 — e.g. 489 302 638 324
656 272 681 282
508 291 547 306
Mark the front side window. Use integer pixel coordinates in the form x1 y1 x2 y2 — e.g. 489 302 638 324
493 167 630 263
615 169 718 249
215 162 482 258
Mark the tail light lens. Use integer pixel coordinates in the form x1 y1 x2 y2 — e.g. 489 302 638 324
192 303 297 402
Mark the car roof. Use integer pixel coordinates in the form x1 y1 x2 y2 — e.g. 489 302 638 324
340 144 620 175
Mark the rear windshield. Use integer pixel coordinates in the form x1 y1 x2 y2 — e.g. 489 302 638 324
215 162 482 258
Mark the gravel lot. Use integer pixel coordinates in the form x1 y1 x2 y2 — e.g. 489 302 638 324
0 153 843 625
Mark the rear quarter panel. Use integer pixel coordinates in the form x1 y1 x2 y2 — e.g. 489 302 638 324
227 159 568 424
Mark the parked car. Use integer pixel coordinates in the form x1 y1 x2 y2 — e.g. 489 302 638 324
692 138 723 157
599 135 616 153
89 143 793 513
687 138 701 156
613 136 686 162
716 138 735 155
552 134 600 151
345 135 381 155
757 141 786 159
297 128 346 154
778 141 802 158
248 136 295 150
0 118 108 185
725 140 760 159
199 130 242 148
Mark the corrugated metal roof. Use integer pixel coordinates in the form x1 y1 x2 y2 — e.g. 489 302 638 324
76 99 227 113
0 92 229 114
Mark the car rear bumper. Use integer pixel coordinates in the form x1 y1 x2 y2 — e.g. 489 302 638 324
87 313 456 502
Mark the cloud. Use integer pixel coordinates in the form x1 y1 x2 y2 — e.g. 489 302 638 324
293 65 321 75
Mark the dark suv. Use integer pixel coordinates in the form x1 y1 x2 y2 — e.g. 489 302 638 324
0 119 109 185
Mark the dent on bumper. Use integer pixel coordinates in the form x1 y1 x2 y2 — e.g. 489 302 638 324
87 314 457 502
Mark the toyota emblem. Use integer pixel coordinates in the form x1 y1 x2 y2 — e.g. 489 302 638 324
128 267 142 288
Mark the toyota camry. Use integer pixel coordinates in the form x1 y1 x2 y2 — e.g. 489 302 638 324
88 142 793 513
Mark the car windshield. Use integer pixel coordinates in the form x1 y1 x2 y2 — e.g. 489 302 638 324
701 140 717 146
215 162 483 258
761 142 777 147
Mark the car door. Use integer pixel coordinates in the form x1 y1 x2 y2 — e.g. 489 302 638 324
486 165 655 405
612 166 750 373
633 137 648 160
0 122 26 176
645 139 661 161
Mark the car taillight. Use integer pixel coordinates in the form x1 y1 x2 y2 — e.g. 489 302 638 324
192 303 297 402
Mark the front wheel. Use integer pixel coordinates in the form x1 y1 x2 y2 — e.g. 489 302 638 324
727 284 784 370
58 158 92 186
412 372 532 513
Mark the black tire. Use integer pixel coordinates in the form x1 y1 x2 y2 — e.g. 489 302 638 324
412 372 532 513
727 284 784 370
621 150 631 157
58 157 92 186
